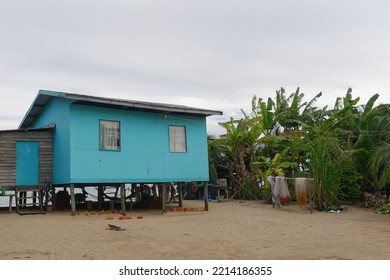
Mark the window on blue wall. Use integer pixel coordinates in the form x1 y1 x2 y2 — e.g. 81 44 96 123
100 120 120 150
169 125 187 152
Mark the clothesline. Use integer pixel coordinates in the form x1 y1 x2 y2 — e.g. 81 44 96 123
267 176 314 208
267 176 314 181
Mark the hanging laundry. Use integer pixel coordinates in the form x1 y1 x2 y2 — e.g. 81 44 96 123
295 177 309 206
267 176 280 208
276 176 291 203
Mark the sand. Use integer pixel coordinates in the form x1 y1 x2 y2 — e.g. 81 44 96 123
0 200 389 260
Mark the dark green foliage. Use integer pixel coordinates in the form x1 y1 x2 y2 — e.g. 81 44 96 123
209 87 389 206
337 161 363 202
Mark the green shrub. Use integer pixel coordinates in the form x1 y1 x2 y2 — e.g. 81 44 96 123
338 160 363 203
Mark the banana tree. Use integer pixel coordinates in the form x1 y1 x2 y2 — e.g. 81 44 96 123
252 147 298 177
251 147 298 202
215 116 264 198
250 95 275 135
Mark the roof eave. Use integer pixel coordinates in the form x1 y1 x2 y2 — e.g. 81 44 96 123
63 92 222 116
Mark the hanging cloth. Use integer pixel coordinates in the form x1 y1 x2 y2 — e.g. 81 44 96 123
267 176 280 207
276 176 291 203
295 178 309 206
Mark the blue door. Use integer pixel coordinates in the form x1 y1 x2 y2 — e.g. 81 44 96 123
16 141 39 186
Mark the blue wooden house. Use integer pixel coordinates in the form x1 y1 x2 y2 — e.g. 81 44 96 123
18 90 222 214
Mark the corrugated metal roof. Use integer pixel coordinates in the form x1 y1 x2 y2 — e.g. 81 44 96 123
19 90 223 129
1 123 55 133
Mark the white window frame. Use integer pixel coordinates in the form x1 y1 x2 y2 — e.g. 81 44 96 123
100 120 121 151
169 125 187 153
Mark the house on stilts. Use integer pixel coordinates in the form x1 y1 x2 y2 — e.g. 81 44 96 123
1 90 222 215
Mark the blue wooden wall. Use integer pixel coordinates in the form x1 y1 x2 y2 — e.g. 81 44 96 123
32 98 210 184
33 97 72 184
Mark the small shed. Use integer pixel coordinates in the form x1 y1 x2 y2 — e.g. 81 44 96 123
0 126 54 212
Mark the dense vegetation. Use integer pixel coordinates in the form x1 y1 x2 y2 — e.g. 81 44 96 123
209 88 390 209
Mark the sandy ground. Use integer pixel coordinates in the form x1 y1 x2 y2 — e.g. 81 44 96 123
0 199 389 260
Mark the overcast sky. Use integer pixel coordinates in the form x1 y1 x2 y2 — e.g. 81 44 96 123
1 0 389 136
